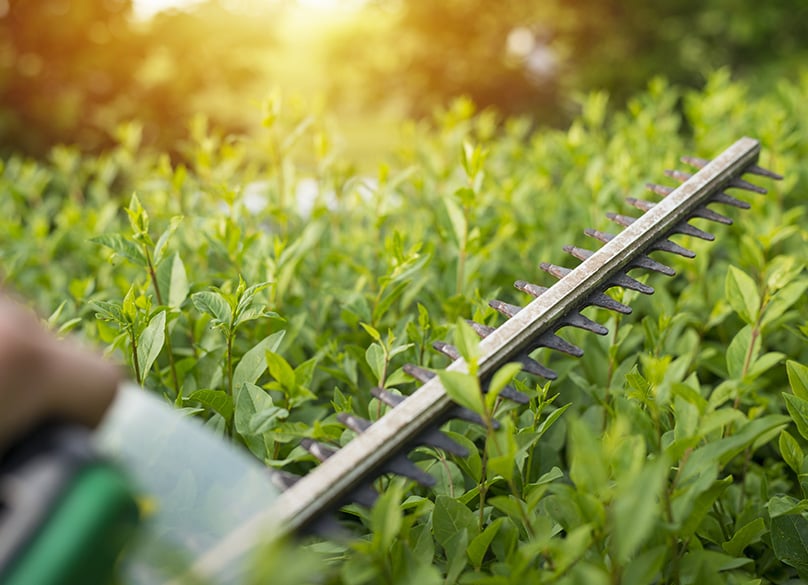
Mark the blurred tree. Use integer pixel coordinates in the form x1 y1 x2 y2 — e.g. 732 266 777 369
0 0 140 156
325 0 563 124
0 0 277 158
326 0 808 123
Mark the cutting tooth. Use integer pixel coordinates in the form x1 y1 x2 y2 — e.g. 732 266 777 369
472 314 582 360
561 311 608 335
432 342 531 403
712 191 751 209
608 272 654 295
466 320 496 338
649 238 696 258
462 319 558 380
691 206 732 225
585 227 692 260
728 176 767 194
342 485 379 509
377 384 487 426
400 364 497 427
664 169 692 183
563 240 672 276
515 358 557 380
432 340 461 360
303 516 350 539
371 386 405 407
449 405 492 427
646 183 674 197
539 262 572 280
403 363 435 383
626 197 655 212
630 254 676 276
563 244 594 261
300 441 379 508
744 164 783 180
338 412 373 433
383 455 436 487
606 212 638 228
534 332 584 357
370 395 490 440
666 168 766 194
301 438 338 461
339 411 470 457
680 155 708 169
584 228 615 244
673 222 714 241
419 428 470 456
489 299 522 318
587 291 632 314
514 280 548 297
270 470 301 490
660 171 751 209
635 186 732 224
608 212 713 241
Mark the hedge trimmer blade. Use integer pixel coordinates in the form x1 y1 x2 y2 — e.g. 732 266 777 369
181 136 781 579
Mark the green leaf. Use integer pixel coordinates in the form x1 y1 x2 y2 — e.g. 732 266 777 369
784 393 808 441
137 310 166 380
467 517 503 569
234 383 274 458
485 362 522 412
365 342 385 383
568 418 607 494
444 528 469 583
233 331 286 390
168 253 189 309
370 482 403 551
678 415 789 486
726 325 758 379
438 370 484 416
780 430 804 474
359 322 381 342
248 404 289 434
612 456 668 563
444 196 467 247
487 418 518 482
90 300 125 325
188 389 234 421
771 513 808 573
454 318 480 364
191 290 232 327
747 351 785 380
91 233 146 266
265 351 296 391
787 360 808 400
725 265 760 324
432 495 478 550
153 215 183 264
620 546 667 585
722 517 767 557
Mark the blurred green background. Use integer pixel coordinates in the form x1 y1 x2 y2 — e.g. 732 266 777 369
2 0 807 162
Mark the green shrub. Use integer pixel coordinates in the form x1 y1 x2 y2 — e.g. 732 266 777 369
1 70 807 583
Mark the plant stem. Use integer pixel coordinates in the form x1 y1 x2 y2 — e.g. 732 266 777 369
131 328 142 386
226 329 235 396
144 245 181 398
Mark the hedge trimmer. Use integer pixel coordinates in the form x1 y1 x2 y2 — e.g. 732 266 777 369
0 137 781 584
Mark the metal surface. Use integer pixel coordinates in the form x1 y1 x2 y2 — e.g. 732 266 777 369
179 136 771 580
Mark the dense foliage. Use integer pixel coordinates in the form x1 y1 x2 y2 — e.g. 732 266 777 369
2 72 808 583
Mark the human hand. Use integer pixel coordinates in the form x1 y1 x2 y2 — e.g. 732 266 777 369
0 295 120 452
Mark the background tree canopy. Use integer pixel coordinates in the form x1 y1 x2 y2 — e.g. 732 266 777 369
1 0 807 157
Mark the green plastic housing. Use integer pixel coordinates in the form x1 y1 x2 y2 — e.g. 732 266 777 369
3 462 139 585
